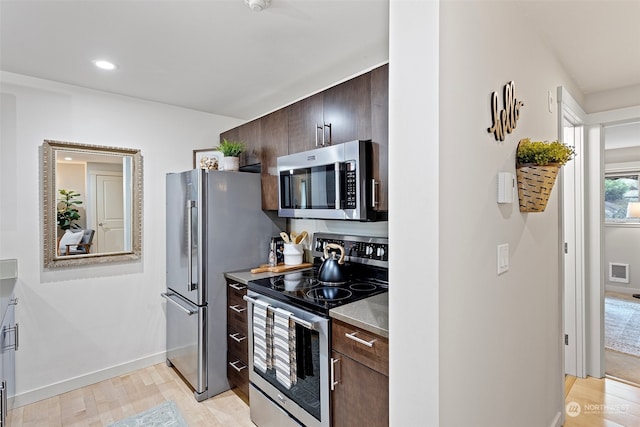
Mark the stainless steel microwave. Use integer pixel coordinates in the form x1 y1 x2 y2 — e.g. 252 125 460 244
277 140 375 221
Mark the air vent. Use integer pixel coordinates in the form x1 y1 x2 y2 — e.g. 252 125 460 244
609 263 629 284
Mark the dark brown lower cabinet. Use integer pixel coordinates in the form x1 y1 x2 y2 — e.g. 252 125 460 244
331 319 389 427
226 279 249 399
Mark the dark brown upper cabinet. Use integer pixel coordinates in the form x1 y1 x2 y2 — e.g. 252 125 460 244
288 72 372 154
220 63 388 213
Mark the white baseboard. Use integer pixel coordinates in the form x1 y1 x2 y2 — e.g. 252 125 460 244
550 410 562 427
10 351 166 409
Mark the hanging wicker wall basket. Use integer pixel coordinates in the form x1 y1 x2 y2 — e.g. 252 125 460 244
515 163 560 212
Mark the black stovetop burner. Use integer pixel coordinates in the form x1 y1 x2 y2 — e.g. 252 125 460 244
249 233 389 316
248 260 388 316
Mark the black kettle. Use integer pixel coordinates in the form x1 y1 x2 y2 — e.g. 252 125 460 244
318 243 348 284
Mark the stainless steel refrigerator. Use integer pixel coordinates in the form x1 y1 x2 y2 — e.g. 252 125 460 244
163 169 283 401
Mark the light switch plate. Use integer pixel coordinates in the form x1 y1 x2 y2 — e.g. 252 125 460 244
497 244 509 275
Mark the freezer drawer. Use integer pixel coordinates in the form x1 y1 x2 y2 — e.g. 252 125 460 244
163 291 207 397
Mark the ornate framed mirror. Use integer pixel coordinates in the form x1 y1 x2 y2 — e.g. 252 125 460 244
42 140 143 268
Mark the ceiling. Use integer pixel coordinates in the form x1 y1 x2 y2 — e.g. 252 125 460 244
1 0 639 126
0 0 389 120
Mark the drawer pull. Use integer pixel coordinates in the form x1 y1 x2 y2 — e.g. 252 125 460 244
229 360 247 372
229 332 247 343
330 357 340 391
229 305 246 313
228 283 246 291
345 331 376 348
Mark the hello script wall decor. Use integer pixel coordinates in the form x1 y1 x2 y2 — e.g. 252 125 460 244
487 81 524 141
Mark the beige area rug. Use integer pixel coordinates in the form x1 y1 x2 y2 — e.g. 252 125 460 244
604 294 640 357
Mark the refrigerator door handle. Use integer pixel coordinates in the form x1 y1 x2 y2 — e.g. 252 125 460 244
161 292 198 316
186 200 197 292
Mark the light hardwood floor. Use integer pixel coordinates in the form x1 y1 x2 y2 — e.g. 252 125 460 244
10 364 640 426
565 375 640 426
7 363 253 426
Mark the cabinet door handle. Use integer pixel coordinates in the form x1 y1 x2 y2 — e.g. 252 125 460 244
229 360 247 372
229 332 247 343
345 331 377 348
316 123 323 147
228 283 246 291
2 324 18 352
13 323 18 352
330 357 340 390
229 305 247 313
323 122 332 146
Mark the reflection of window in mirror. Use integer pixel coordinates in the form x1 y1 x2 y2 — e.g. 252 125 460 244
604 171 640 224
56 150 133 255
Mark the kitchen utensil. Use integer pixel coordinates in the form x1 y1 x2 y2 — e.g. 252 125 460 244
317 243 348 284
283 243 304 265
280 231 290 243
290 231 298 242
295 231 308 244
250 262 312 274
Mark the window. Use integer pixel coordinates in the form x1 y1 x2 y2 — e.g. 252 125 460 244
605 172 640 224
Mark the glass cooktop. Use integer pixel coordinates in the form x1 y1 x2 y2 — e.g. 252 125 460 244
248 268 388 316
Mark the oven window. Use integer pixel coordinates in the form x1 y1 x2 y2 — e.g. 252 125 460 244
254 324 322 421
280 165 337 209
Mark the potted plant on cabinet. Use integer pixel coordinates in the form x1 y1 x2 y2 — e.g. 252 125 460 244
515 138 575 212
217 138 245 171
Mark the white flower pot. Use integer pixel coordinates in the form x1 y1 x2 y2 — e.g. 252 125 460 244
222 156 239 172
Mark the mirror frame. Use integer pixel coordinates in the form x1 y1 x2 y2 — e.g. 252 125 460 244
43 140 143 268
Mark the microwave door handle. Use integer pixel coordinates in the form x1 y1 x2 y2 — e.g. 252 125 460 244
334 162 341 210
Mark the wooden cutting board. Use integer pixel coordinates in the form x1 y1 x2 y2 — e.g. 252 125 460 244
250 262 313 274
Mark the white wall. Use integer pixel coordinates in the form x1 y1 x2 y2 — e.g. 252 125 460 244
0 72 243 406
389 0 440 425
436 1 579 426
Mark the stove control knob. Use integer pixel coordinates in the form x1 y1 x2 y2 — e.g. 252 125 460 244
377 247 385 258
366 245 374 256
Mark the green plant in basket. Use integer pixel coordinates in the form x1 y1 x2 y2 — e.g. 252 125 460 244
217 138 245 157
516 138 575 166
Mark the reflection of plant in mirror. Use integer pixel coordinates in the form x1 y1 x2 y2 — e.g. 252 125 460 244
57 189 82 230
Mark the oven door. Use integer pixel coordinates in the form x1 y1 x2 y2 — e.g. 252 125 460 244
244 291 330 427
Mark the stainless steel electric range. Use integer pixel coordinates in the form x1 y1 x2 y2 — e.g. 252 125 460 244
244 232 388 427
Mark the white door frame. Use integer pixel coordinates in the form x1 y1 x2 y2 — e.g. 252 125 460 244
559 86 587 378
584 105 640 377
560 88 640 379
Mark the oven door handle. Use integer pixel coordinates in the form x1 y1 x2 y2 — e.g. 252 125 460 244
243 295 317 330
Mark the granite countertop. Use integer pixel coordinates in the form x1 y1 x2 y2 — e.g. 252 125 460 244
330 292 388 338
224 267 313 285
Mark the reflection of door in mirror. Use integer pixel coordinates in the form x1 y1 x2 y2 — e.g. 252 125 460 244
97 175 124 252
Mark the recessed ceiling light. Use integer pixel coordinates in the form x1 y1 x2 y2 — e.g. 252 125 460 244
93 60 117 70
64 157 73 161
